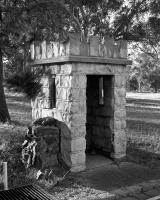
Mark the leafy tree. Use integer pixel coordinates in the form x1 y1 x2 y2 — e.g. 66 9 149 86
6 71 42 99
0 0 160 122
0 0 71 122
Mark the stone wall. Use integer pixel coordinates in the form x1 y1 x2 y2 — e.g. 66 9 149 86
32 65 87 172
31 34 130 172
32 126 59 169
30 35 127 61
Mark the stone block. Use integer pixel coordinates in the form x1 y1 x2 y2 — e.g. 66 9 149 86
89 36 100 56
31 126 59 168
113 44 120 58
56 87 68 100
59 43 66 56
42 87 50 98
71 101 86 114
59 75 72 87
66 113 86 127
114 87 126 98
61 137 86 152
33 97 50 109
35 42 41 60
41 109 53 118
114 109 126 120
53 42 59 57
33 108 42 120
71 75 87 89
104 37 114 57
41 40 47 59
69 88 86 101
49 65 61 74
114 94 126 107
99 44 104 57
114 120 126 130
80 42 89 56
115 65 126 74
56 121 71 138
66 33 81 56
56 100 66 112
33 126 59 137
60 64 73 74
111 152 126 160
53 109 63 121
113 140 127 157
118 40 127 58
62 150 86 167
56 100 86 115
114 75 126 88
41 77 49 87
70 164 86 172
46 42 53 58
70 126 86 138
73 63 114 75
114 130 126 140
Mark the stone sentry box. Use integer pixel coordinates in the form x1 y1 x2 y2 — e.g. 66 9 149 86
30 34 131 172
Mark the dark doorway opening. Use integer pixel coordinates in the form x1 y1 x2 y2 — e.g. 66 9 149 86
86 75 114 158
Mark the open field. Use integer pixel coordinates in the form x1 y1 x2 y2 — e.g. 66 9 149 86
0 91 160 197
126 92 160 154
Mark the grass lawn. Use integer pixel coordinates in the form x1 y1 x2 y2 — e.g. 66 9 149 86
1 90 160 198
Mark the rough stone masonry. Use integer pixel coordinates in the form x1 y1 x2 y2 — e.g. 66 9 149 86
30 34 131 172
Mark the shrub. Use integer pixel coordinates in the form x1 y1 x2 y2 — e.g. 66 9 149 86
6 71 42 99
0 130 33 189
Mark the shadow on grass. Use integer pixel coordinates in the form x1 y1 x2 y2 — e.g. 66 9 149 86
5 93 29 103
127 147 160 168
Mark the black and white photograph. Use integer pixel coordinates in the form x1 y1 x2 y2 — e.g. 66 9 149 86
0 0 160 199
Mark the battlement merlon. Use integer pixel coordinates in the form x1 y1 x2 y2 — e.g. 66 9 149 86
30 34 132 66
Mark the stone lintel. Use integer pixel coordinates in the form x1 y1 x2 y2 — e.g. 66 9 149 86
31 56 132 66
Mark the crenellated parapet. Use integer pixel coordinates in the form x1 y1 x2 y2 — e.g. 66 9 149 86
30 33 131 172
30 34 128 62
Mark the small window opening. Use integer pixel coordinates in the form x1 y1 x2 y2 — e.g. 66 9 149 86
99 76 104 105
49 76 56 108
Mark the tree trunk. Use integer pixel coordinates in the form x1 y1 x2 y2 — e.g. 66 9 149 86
0 48 10 122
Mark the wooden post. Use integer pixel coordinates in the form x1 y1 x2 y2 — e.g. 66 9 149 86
3 162 8 190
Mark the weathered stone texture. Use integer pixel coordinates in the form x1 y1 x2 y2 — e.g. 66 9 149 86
61 137 86 152
104 37 114 57
31 35 129 171
31 34 128 60
66 34 81 56
89 36 100 56
73 63 126 75
62 150 86 168
33 126 59 168
46 42 53 58
41 41 47 59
